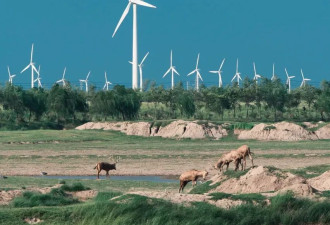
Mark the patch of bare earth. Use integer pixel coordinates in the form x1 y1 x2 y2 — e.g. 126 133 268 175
128 191 242 209
24 218 43 224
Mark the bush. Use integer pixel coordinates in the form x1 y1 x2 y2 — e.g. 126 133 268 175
12 189 79 207
189 181 221 194
60 183 90 192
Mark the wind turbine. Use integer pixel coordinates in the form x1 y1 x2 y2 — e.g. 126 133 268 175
103 72 112 91
253 62 262 83
300 69 311 87
56 67 67 87
34 66 42 88
209 58 225 88
79 71 91 92
138 52 149 92
271 63 277 81
163 50 180 90
21 43 39 88
285 68 295 93
187 53 203 92
231 58 242 86
7 66 16 85
112 0 156 90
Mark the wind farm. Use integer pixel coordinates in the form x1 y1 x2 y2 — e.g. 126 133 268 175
0 1 330 224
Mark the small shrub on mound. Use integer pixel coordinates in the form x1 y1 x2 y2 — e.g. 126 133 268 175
223 169 250 179
263 125 276 130
60 183 90 192
290 165 330 178
189 181 221 194
321 191 330 198
12 189 79 207
94 191 122 202
230 122 254 130
210 192 266 204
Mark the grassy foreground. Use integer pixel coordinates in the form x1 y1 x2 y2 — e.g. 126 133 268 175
0 192 329 225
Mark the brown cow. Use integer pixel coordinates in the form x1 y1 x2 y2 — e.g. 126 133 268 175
94 156 120 179
179 169 208 193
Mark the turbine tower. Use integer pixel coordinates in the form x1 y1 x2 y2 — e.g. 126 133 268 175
300 69 311 87
271 63 277 81
187 53 203 92
34 66 42 88
103 72 112 91
163 50 180 90
56 67 67 87
285 68 295 93
231 58 242 86
112 0 156 90
79 71 91 93
7 66 16 85
209 58 225 88
253 62 262 83
21 43 39 88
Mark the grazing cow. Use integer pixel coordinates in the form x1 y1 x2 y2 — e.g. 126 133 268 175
94 156 120 179
235 145 254 170
179 169 208 193
214 150 242 172
215 145 253 172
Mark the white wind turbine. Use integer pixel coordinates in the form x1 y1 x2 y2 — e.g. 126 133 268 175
21 43 39 88
209 58 225 88
138 52 149 92
253 62 262 83
231 58 242 86
56 67 67 87
300 69 311 87
34 66 42 88
271 63 277 81
112 0 156 90
103 72 112 91
285 68 295 93
163 50 180 90
7 66 16 85
187 53 203 92
79 71 91 92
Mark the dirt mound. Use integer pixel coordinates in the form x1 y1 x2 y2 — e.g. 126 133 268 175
238 122 318 141
315 124 330 139
307 171 330 191
76 120 228 139
128 191 242 209
0 190 23 205
213 166 313 196
71 190 98 201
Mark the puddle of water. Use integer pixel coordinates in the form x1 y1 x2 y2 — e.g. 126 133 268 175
35 175 178 183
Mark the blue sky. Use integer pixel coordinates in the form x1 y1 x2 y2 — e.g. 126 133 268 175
0 0 329 89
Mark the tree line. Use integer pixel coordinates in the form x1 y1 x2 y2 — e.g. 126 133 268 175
0 77 329 129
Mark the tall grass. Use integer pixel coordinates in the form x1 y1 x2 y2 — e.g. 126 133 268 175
2 193 329 225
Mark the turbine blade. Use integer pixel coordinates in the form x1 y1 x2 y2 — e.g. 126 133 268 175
112 2 132 37
131 0 156 8
63 67 66 78
219 58 225 70
231 75 236 82
30 43 34 63
170 50 173 67
86 71 91 80
209 71 218 74
21 65 30 73
236 58 239 73
163 68 171 78
7 66 10 76
253 62 256 75
285 68 289 78
140 52 149 64
196 53 200 69
187 70 196 76
173 67 180 75
198 71 203 81
301 69 304 79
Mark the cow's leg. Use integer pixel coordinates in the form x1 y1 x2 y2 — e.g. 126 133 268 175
97 170 100 179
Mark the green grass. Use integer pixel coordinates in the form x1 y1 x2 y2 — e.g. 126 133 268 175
94 191 122 202
11 189 79 208
0 177 178 193
321 191 330 198
223 169 250 179
189 181 221 194
60 183 90 192
209 192 266 204
289 165 330 178
1 193 329 225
